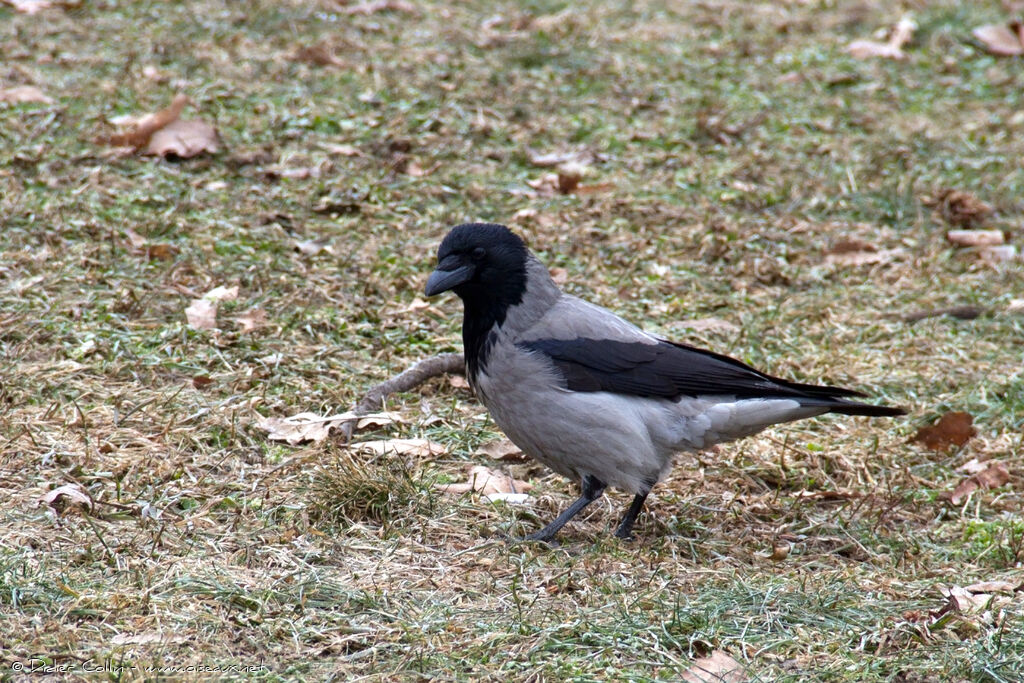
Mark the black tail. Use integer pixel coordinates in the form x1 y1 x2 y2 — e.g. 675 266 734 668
780 377 905 417
827 401 907 417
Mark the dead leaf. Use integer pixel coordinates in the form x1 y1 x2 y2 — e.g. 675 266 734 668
963 580 1021 594
2 0 57 13
681 650 748 683
941 462 1010 504
947 230 1004 247
233 308 267 333
145 119 220 158
124 227 148 249
847 15 915 60
204 285 238 302
0 85 54 104
449 374 471 390
110 632 164 646
258 411 400 445
928 189 994 227
354 438 447 457
825 248 904 267
192 375 214 389
293 42 346 67
294 237 332 257
913 411 976 451
768 542 791 562
973 22 1024 56
185 298 218 330
338 0 418 16
828 238 877 254
676 317 740 334
938 585 997 614
476 438 526 462
979 245 1018 264
526 149 600 168
437 465 532 495
549 267 569 285
320 142 363 157
958 457 991 475
123 228 178 261
145 243 178 261
105 93 189 150
40 483 93 513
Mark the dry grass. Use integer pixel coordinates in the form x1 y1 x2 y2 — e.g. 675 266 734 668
2 0 1023 679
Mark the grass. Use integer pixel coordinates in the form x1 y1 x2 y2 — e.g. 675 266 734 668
2 0 1023 680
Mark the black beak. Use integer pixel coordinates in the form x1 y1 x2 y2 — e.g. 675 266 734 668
425 264 474 296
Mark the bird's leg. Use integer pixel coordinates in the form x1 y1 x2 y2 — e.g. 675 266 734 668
613 493 649 540
525 474 606 542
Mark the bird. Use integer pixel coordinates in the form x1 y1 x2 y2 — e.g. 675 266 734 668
424 222 905 542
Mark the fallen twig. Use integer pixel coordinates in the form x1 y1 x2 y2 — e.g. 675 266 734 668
341 352 465 440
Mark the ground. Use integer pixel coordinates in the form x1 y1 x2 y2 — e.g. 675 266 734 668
2 0 1023 680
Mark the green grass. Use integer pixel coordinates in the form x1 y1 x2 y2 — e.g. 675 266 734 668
2 0 1023 679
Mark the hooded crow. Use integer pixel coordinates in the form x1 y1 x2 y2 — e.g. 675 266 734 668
425 223 905 542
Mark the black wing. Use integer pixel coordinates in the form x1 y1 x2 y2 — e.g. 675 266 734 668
519 337 904 416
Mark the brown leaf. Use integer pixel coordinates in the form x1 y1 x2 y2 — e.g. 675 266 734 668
145 119 219 158
768 542 791 562
437 465 532 495
828 238 877 255
338 0 418 16
913 411 976 451
449 374 471 390
145 243 179 261
973 22 1024 56
476 438 526 462
947 230 1005 247
941 462 1010 505
928 189 994 227
233 308 267 333
293 42 346 68
105 93 189 150
257 411 400 445
192 375 214 389
846 15 915 60
40 483 93 513
681 650 748 683
0 85 54 104
354 438 447 457
185 298 218 330
548 267 569 285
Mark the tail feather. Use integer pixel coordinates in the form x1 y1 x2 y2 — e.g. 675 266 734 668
826 401 906 417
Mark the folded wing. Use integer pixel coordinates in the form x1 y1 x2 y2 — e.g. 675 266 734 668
519 337 904 417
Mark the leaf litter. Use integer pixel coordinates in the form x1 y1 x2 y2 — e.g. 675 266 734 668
101 93 219 158
258 411 402 445
846 15 915 60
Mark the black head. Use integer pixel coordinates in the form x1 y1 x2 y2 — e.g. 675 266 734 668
424 223 530 307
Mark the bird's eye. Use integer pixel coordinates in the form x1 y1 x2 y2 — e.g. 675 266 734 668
471 247 486 261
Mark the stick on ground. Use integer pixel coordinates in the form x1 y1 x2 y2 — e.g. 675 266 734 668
341 352 465 440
